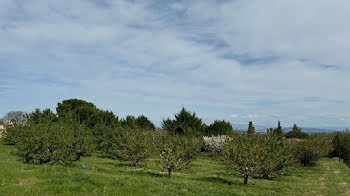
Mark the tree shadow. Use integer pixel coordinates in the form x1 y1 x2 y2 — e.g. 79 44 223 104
199 177 234 185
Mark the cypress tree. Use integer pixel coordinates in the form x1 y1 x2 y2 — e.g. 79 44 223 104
247 121 255 135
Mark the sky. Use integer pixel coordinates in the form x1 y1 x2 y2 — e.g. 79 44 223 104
0 0 349 128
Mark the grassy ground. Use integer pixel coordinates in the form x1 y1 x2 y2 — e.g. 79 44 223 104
1 141 350 196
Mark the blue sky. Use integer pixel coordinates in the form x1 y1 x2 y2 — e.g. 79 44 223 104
0 0 349 128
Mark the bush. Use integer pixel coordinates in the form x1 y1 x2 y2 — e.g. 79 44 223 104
332 131 350 165
15 122 93 164
102 127 154 166
205 120 232 136
291 139 332 166
159 134 201 177
203 135 229 154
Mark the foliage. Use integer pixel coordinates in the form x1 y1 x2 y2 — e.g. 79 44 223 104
120 115 137 130
291 138 333 166
275 121 283 135
203 135 229 154
159 134 201 177
247 121 255 135
4 109 94 164
56 99 101 127
257 133 293 179
1 111 27 123
223 133 293 184
135 115 156 131
2 140 350 195
161 108 206 136
15 121 94 164
332 131 350 164
205 120 232 136
285 124 308 139
2 122 25 145
26 108 58 124
2 109 57 145
102 127 153 166
223 134 267 184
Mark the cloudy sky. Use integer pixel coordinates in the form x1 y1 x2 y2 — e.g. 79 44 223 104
0 0 349 128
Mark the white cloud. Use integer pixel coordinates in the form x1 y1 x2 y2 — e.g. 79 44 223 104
231 114 238 118
0 0 349 127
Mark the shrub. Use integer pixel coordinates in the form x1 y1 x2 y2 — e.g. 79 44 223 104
332 131 350 164
205 120 232 136
291 139 332 166
285 124 308 139
203 135 229 154
159 134 201 177
162 108 206 136
102 128 153 166
15 122 93 164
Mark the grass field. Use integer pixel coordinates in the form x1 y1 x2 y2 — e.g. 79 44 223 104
1 140 350 196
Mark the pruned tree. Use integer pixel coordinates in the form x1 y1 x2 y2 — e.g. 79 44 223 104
102 128 153 166
159 134 201 177
223 134 266 185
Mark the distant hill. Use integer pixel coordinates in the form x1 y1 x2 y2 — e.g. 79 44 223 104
233 124 348 133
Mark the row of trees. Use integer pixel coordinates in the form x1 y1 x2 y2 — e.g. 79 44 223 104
1 99 349 185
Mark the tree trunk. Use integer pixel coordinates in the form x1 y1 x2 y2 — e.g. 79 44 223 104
133 159 138 167
243 175 248 185
167 168 172 178
263 173 269 179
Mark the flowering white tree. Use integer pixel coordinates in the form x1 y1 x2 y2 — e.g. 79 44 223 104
203 135 229 154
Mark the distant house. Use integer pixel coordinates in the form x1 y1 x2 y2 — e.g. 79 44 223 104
0 125 4 130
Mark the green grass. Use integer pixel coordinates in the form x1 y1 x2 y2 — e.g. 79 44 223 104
1 141 350 196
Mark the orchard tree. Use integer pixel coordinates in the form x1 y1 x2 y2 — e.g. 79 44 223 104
223 134 266 185
258 133 293 179
159 134 201 177
102 128 153 166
